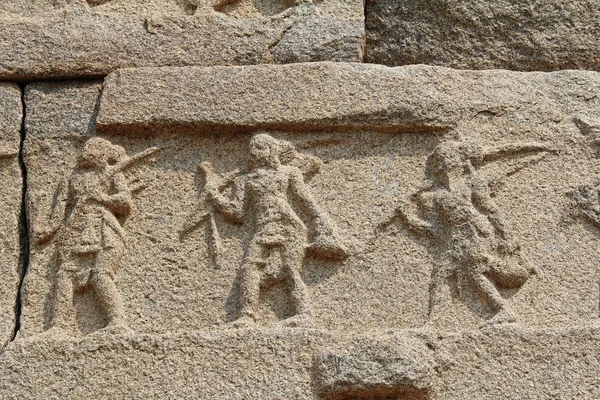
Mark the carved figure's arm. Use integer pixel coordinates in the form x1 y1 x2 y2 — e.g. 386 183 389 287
396 196 435 238
289 167 334 235
290 167 348 259
471 175 515 246
206 178 245 224
101 173 133 216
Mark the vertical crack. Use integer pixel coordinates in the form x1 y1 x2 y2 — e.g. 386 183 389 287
12 83 28 341
362 0 369 63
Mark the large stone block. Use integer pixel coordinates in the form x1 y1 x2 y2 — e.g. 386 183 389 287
97 63 458 133
0 0 363 80
97 62 600 135
314 334 436 399
11 63 600 398
0 84 22 348
365 0 600 71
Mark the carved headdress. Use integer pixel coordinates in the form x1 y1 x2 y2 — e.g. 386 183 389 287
249 132 322 179
77 137 127 170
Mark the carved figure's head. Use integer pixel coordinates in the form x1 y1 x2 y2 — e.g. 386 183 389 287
248 132 288 169
77 137 127 170
427 141 480 186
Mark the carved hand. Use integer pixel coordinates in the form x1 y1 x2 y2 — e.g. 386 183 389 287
308 233 349 261
33 224 59 245
499 238 520 254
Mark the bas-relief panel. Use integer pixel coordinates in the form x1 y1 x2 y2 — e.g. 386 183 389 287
20 80 600 340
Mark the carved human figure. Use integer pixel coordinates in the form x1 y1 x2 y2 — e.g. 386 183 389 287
388 140 550 325
36 138 158 335
192 132 347 328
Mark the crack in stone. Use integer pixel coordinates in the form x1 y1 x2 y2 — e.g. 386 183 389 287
266 20 296 60
11 83 29 341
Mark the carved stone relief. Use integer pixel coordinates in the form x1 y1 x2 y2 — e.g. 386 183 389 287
18 66 600 339
7 63 600 399
34 138 159 336
382 140 551 326
182 133 348 328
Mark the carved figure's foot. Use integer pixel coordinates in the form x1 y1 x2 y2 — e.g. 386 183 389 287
229 315 256 329
307 241 349 261
94 319 133 335
277 313 311 328
486 308 517 326
38 326 70 338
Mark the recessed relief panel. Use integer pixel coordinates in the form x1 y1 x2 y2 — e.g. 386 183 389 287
8 62 600 399
20 64 600 340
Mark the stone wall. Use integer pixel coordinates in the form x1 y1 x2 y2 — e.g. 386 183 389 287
1 1 600 399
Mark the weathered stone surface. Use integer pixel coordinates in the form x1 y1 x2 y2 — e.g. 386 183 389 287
0 84 22 348
314 334 435 399
313 326 600 399
0 1 363 80
366 0 600 71
13 64 600 398
434 325 600 399
98 62 600 134
97 63 456 133
3 329 334 399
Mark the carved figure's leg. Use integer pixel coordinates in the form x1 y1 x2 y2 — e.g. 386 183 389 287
427 264 446 321
281 240 310 318
235 240 265 326
466 261 516 324
92 245 127 328
49 268 75 332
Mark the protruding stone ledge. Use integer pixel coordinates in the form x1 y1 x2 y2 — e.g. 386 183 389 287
97 62 456 134
97 62 600 134
0 2 363 80
0 83 22 349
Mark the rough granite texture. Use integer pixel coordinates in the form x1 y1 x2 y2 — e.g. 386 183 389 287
0 0 364 80
2 2 600 397
366 0 600 71
2 326 599 398
0 84 22 349
4 63 600 398
98 62 600 134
